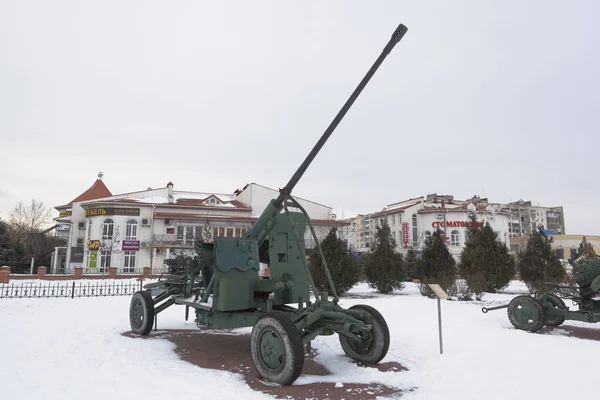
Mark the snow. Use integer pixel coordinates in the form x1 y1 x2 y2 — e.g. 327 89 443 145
1 280 598 399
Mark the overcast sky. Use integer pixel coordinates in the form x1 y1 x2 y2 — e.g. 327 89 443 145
1 1 598 234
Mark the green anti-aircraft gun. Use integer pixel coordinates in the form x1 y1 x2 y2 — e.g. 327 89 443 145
128 23 408 385
482 261 600 332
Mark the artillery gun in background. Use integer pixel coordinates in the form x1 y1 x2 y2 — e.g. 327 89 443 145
482 260 600 332
128 23 409 385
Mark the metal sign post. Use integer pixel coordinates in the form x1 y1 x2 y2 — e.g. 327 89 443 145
428 283 449 355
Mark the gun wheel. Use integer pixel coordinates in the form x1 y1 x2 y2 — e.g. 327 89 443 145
507 295 545 332
543 293 566 326
339 304 390 364
129 290 155 336
251 312 304 386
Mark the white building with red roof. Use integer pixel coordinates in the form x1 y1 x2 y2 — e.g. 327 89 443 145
352 193 511 262
52 177 347 274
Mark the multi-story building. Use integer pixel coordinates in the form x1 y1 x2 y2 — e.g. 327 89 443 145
51 177 348 274
500 200 565 237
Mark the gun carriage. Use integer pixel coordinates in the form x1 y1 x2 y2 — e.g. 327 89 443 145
129 23 409 385
481 261 600 332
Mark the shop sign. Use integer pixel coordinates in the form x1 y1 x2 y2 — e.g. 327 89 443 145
89 250 98 268
402 222 409 245
87 240 100 250
122 240 140 251
85 207 140 217
432 221 483 229
71 247 84 263
59 211 72 218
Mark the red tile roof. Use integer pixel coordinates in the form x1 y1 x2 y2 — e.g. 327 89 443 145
57 179 112 209
373 202 420 217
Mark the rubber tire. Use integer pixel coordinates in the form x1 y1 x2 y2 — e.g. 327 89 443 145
251 312 305 386
507 295 546 332
129 290 155 336
339 304 390 364
544 293 566 326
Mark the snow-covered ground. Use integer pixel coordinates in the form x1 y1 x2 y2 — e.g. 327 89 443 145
1 280 598 399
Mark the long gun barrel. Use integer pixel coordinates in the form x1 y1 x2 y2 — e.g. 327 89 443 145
276 23 408 205
248 23 408 243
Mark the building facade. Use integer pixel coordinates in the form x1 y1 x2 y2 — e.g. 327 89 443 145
500 200 565 238
52 179 347 274
347 193 512 262
511 234 600 262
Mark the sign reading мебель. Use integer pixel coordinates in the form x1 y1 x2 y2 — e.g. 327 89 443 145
122 240 140 251
85 207 140 217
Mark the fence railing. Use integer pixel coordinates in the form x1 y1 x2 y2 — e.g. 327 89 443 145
50 266 170 275
0 280 143 299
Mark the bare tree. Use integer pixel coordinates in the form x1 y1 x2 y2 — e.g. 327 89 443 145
8 199 52 244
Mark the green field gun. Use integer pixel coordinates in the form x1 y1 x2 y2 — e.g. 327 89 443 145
128 23 408 385
482 260 600 332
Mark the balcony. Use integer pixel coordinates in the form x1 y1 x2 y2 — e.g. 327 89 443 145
153 234 196 248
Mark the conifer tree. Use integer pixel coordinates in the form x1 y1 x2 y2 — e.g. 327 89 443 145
576 236 598 263
0 218 15 266
517 229 565 293
415 229 457 293
363 220 405 293
308 227 361 296
404 247 418 281
459 217 515 298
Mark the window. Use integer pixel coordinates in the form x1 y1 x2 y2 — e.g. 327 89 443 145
102 219 114 240
124 251 136 273
570 248 578 260
87 220 92 240
555 248 564 259
126 219 138 240
451 230 460 246
226 227 234 237
412 214 418 247
205 197 220 205
185 226 195 241
100 250 111 272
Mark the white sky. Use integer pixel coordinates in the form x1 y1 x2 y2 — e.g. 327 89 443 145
1 1 598 234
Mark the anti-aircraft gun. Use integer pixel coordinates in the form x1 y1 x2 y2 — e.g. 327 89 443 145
129 23 408 385
482 260 600 332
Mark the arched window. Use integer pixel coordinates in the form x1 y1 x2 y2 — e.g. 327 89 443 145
451 230 460 246
102 219 114 240
412 214 418 247
126 219 138 240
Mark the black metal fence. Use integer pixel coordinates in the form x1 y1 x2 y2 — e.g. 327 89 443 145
0 280 143 299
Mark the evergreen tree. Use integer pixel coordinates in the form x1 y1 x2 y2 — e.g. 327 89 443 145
517 229 565 293
363 220 405 293
459 218 515 298
404 247 418 281
308 227 361 296
0 218 15 266
576 236 598 263
415 229 457 293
